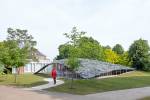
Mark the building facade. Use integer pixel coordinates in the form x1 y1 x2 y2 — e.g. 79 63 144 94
12 50 51 74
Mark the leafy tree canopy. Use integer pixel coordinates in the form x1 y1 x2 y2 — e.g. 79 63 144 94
103 45 111 50
112 44 124 55
7 28 36 47
128 38 150 70
7 28 37 61
64 27 86 46
77 36 103 60
103 49 120 64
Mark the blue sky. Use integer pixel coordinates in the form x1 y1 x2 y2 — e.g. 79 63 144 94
0 0 150 60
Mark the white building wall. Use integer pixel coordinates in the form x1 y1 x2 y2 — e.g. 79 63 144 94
12 67 16 74
12 59 51 74
24 61 51 73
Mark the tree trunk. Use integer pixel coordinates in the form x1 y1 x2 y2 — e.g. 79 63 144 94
14 68 18 83
70 72 74 89
14 73 17 83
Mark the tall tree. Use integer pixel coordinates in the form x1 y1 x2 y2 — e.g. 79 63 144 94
118 52 131 66
7 28 36 47
0 61 4 74
3 28 37 82
103 45 111 50
128 39 150 70
103 49 120 64
0 41 11 73
0 42 5 74
3 40 28 82
7 28 37 61
67 51 80 89
58 27 105 61
112 44 124 55
77 36 103 60
56 44 72 60
64 27 82 89
64 27 86 46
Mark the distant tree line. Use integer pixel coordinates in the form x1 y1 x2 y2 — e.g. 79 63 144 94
56 27 150 71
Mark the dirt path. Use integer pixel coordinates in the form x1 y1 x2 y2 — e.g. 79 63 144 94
0 85 64 100
1 85 150 100
85 87 150 100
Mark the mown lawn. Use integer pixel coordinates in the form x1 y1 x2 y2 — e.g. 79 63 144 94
139 96 150 100
118 71 150 77
0 74 48 87
47 71 150 95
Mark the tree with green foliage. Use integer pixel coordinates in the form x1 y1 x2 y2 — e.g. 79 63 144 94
7 28 36 46
7 28 37 61
57 27 104 60
112 44 124 55
57 27 86 60
56 44 72 60
128 39 150 70
63 27 81 89
103 49 120 64
103 45 111 50
77 36 103 60
67 53 79 89
0 28 36 82
64 27 86 46
2 40 28 82
0 41 11 73
118 52 131 66
0 61 5 75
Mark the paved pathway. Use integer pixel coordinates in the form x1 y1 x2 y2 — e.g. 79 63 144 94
24 78 64 90
85 87 150 100
34 86 150 100
1 79 150 100
0 85 62 100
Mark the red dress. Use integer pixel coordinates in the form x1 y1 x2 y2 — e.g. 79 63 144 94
51 68 57 79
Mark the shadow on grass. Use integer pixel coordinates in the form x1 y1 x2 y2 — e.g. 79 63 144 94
138 96 150 100
35 73 50 78
0 80 4 82
12 81 48 88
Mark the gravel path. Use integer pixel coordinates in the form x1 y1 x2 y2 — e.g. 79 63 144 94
0 85 62 100
85 87 150 100
1 84 150 100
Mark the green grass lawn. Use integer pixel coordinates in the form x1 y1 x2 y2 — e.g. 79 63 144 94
0 74 48 87
138 96 150 100
118 71 150 77
46 71 150 95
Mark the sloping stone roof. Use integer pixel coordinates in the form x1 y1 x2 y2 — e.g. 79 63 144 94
53 59 134 78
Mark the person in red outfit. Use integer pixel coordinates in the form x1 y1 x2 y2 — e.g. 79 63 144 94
51 66 57 84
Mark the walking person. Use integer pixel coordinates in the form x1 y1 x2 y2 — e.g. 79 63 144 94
51 66 57 84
